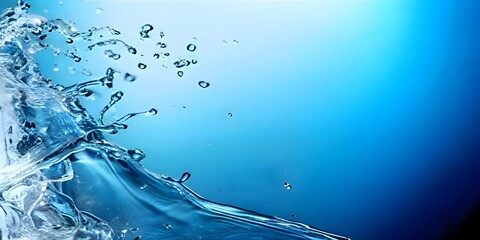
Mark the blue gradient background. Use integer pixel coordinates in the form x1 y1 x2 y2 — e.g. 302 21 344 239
2 0 480 239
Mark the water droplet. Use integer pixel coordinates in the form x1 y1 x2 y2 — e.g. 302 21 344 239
156 42 167 48
222 40 228 44
66 38 73 44
146 108 158 116
140 24 154 38
153 53 160 59
198 81 210 88
81 69 92 76
174 59 190 68
233 40 239 44
104 50 121 60
134 236 142 240
127 149 145 162
284 182 292 190
228 113 233 117
192 59 198 64
53 66 60 72
291 214 297 218
59 0 63 6
159 31 165 38
186 44 196 52
128 47 137 55
177 172 191 183
164 223 172 230
138 63 147 69
68 66 76 74
96 8 103 14
177 71 184 77
163 53 170 57
124 73 136 82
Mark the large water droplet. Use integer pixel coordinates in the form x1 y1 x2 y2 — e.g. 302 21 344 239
138 63 147 69
186 44 196 52
124 73 136 82
198 81 210 88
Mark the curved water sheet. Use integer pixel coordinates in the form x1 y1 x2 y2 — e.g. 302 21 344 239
0 2 349 240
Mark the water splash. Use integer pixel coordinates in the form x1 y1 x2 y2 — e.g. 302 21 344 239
0 2 349 240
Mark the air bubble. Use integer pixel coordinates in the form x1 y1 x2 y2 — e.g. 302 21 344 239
284 182 292 190
186 44 196 52
198 81 210 88
177 71 184 77
124 73 136 82
138 63 147 69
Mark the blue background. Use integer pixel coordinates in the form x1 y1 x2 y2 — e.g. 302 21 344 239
2 0 479 239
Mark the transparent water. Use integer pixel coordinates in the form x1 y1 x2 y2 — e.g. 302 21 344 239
0 2 349 239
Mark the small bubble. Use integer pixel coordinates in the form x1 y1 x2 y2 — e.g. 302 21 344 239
198 81 210 88
164 53 170 57
124 73 136 82
177 71 184 77
96 8 103 14
233 40 239 44
291 214 297 218
228 113 233 117
159 32 165 38
138 63 147 69
59 0 63 5
66 38 73 44
284 182 292 190
186 43 196 52
53 66 60 72
192 59 198 64
164 223 172 230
